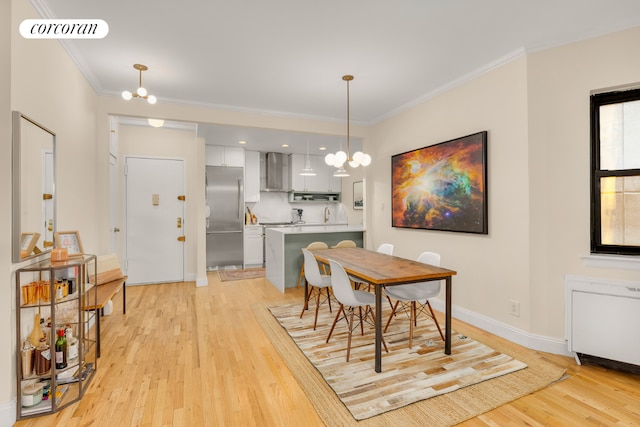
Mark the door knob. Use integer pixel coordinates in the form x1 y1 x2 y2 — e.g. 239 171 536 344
113 227 120 232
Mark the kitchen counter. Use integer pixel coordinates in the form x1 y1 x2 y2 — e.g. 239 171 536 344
265 225 365 292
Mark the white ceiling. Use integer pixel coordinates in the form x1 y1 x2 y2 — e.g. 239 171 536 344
32 0 640 153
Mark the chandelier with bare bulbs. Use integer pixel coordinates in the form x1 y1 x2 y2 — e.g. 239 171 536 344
121 64 157 104
324 75 371 177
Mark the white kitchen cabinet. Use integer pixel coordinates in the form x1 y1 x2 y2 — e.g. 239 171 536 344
315 157 342 192
289 154 308 191
205 145 245 167
244 226 264 267
289 154 340 192
244 151 260 202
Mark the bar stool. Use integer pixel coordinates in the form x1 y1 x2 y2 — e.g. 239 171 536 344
332 240 357 248
296 241 329 287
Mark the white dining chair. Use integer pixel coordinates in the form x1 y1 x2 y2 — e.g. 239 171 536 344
326 259 388 362
299 248 333 330
383 251 444 348
352 244 395 311
376 243 394 255
296 241 329 287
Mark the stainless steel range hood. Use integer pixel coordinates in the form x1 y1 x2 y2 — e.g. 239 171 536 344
261 152 289 192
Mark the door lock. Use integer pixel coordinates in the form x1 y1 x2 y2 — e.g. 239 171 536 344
177 217 182 228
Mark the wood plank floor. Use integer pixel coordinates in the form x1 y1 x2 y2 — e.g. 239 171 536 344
15 273 640 426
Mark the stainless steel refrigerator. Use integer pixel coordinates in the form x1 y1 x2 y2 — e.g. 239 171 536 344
206 166 244 269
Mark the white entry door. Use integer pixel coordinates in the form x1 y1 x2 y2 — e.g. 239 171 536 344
125 157 185 284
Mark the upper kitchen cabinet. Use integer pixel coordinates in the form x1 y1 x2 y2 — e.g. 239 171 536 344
205 145 245 167
315 158 342 192
289 154 341 192
244 151 260 202
289 153 311 192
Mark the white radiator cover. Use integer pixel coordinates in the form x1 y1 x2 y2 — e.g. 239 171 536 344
565 275 640 366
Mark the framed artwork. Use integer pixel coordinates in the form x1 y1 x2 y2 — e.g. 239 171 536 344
54 230 84 257
391 131 488 234
353 181 364 210
20 232 41 258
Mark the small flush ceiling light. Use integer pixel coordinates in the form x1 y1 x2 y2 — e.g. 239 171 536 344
147 118 164 127
281 144 290 148
121 64 157 104
238 140 247 145
325 75 371 173
300 140 316 176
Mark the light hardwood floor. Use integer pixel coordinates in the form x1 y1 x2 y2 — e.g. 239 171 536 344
15 273 640 426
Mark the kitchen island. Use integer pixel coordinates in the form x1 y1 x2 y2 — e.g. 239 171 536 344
265 225 365 291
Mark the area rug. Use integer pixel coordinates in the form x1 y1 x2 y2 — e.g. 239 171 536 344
253 302 566 426
217 268 265 282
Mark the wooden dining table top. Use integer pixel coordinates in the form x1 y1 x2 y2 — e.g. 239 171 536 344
308 247 456 285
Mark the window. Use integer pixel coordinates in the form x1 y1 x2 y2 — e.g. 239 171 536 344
590 88 640 255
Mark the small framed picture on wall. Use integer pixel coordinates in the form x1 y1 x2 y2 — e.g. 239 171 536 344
353 181 364 210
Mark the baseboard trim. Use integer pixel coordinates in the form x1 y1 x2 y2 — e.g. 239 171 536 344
0 398 16 427
196 276 208 287
429 299 572 357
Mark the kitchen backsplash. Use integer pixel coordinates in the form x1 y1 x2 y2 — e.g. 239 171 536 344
247 192 348 224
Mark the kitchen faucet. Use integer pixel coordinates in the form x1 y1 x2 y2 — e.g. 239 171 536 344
324 206 330 223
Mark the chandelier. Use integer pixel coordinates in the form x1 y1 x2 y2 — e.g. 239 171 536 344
121 64 157 104
324 75 371 176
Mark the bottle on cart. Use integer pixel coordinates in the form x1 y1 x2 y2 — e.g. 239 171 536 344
65 325 78 362
55 329 67 369
35 337 51 375
21 339 35 378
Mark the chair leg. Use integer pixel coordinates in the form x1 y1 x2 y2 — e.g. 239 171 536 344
326 305 344 343
409 301 416 349
346 310 355 362
313 287 322 330
365 306 389 354
384 300 400 333
358 306 365 336
426 301 445 341
299 287 313 318
296 264 305 288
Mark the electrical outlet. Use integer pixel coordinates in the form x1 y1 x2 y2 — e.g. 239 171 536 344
509 300 520 317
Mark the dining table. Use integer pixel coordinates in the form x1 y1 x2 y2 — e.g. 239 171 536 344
308 247 457 373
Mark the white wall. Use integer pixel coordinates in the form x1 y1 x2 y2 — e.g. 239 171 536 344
526 27 640 338
5 0 100 424
366 57 532 331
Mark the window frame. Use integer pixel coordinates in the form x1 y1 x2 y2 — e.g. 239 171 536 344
590 87 640 256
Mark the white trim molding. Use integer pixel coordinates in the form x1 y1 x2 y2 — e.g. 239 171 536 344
429 298 572 357
582 254 640 270
0 398 16 427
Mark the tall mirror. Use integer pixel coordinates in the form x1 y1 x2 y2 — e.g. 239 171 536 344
12 111 56 263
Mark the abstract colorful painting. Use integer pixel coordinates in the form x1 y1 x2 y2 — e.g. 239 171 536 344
391 131 488 234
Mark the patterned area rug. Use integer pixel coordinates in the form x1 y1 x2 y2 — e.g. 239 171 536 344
256 302 565 424
217 268 265 282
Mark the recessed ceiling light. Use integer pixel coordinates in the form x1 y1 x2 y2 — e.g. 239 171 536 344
238 140 247 145
318 146 327 151
148 118 164 127
281 144 289 148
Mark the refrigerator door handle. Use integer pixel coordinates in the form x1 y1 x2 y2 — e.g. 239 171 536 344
238 178 243 219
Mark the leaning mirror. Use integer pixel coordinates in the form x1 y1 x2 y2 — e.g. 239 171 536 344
12 111 56 262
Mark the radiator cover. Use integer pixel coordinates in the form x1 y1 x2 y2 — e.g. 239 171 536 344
565 275 640 366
